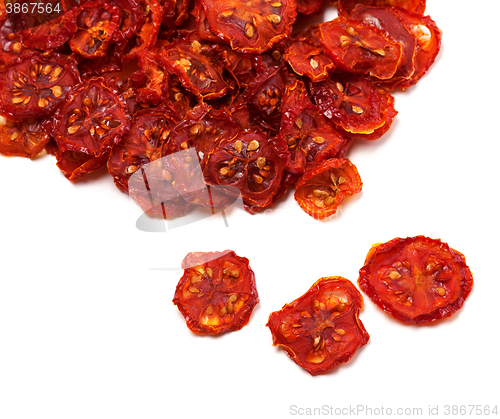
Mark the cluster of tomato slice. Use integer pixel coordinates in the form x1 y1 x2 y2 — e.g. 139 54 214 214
174 236 473 376
0 0 441 219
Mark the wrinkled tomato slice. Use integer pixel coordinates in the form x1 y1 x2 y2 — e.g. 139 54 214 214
319 19 403 81
294 0 324 15
274 80 348 174
203 130 284 212
0 116 50 158
201 0 296 53
69 1 122 59
358 236 473 324
267 276 369 376
52 77 130 157
338 0 426 16
55 150 109 181
284 26 335 82
310 73 397 139
0 52 81 121
173 251 259 335
294 158 362 220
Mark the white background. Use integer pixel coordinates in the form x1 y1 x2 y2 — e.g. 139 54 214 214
1 1 499 418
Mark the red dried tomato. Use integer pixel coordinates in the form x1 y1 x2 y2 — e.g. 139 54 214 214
200 0 296 53
267 276 369 376
55 150 109 181
0 117 50 158
203 130 284 213
319 19 403 81
358 236 473 324
294 0 324 16
310 73 397 140
283 26 335 82
173 251 259 335
274 79 348 174
52 77 130 157
0 52 81 121
294 158 362 220
338 0 426 16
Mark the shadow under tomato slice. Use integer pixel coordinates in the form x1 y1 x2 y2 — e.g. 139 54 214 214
267 276 369 376
358 236 473 324
173 251 259 335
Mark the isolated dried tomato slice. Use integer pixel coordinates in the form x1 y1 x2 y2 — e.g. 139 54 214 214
358 236 473 324
201 0 296 53
52 77 130 157
284 26 335 82
203 130 284 212
267 276 369 376
69 1 122 59
0 117 50 158
0 52 81 121
319 19 403 81
393 8 441 88
274 80 347 174
161 34 232 100
294 158 362 220
338 0 426 16
55 150 109 181
107 108 176 193
173 251 259 335
348 5 417 89
310 73 397 139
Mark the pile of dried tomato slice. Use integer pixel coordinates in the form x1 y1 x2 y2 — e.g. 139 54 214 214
0 0 442 219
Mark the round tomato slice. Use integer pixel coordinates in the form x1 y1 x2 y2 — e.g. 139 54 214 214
52 77 130 157
294 158 362 220
358 236 473 324
201 0 296 53
55 150 109 181
173 251 259 335
267 276 369 376
0 116 50 158
0 52 81 121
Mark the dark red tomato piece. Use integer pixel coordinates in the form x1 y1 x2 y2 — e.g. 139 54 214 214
284 26 335 82
358 236 473 324
294 0 324 15
201 0 296 53
69 1 122 59
267 276 369 376
107 108 176 193
0 117 50 158
310 73 397 140
173 250 259 335
217 44 257 88
319 19 403 81
52 77 130 157
294 158 362 220
393 8 442 88
0 53 81 121
55 150 109 181
338 0 426 16
348 5 417 89
274 80 348 174
161 34 232 100
203 130 284 213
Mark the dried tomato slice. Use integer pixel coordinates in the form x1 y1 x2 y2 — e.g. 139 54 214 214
294 0 324 15
55 150 109 181
358 236 473 324
173 251 259 335
338 0 426 16
0 52 81 121
52 77 130 157
0 116 50 158
69 1 122 59
267 276 369 376
107 108 176 193
203 130 284 212
393 8 442 88
310 73 397 139
201 0 296 53
284 26 335 82
294 158 362 220
319 19 403 81
274 80 347 174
